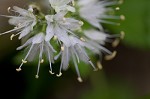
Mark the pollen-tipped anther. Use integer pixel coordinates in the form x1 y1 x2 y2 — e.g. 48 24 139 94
80 37 86 42
115 7 120 10
78 21 84 25
10 34 15 40
118 0 124 4
120 15 125 20
28 6 33 13
16 68 22 72
120 31 125 39
40 59 44 63
71 0 75 6
49 70 55 75
97 61 103 70
61 46 64 51
35 75 39 79
7 7 11 13
112 39 120 47
22 59 27 63
53 35 58 40
56 72 62 77
77 77 83 83
105 51 117 60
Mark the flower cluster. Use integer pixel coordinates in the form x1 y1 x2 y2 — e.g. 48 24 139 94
0 0 124 82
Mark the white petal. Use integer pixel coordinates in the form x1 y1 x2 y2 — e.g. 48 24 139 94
16 37 33 50
84 30 107 41
19 26 31 39
45 24 54 41
66 6 75 12
13 6 29 16
32 33 45 44
55 25 71 47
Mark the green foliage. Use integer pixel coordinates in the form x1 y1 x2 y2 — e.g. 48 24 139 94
108 0 150 49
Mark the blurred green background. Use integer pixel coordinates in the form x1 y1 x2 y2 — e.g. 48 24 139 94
0 0 150 99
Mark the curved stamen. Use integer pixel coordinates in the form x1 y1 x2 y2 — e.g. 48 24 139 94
16 44 34 71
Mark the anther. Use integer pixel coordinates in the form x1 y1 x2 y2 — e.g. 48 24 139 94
112 39 120 47
77 77 83 83
28 6 33 12
40 59 44 63
115 7 120 10
49 70 55 75
61 46 64 51
10 34 15 40
7 7 11 13
80 37 86 42
53 35 58 40
120 31 125 39
120 15 125 20
35 75 39 79
22 59 27 63
97 61 103 70
72 0 75 6
118 0 124 4
105 51 117 60
16 68 22 72
78 21 84 25
56 72 62 77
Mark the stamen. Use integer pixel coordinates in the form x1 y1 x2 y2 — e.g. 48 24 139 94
77 77 83 83
28 6 33 12
56 72 62 77
118 0 124 4
53 35 58 40
97 61 103 70
16 68 21 72
7 7 11 13
89 60 98 71
10 34 15 40
22 59 27 63
80 37 86 42
78 21 84 25
115 7 120 10
105 51 117 60
120 15 125 20
72 0 75 6
49 70 55 75
61 46 64 51
120 31 125 39
112 39 120 47
35 75 39 79
40 59 44 63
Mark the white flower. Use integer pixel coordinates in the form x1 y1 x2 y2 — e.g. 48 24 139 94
55 36 98 82
16 33 56 78
77 0 123 30
0 6 37 39
49 0 75 13
45 12 83 47
83 29 125 60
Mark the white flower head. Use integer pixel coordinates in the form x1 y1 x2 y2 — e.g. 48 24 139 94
55 36 98 82
0 0 124 82
49 0 75 13
16 33 56 78
78 0 124 30
0 6 37 39
45 12 83 47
